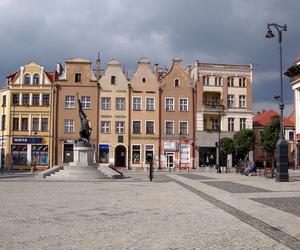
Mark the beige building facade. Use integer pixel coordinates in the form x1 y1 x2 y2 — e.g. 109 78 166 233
130 58 160 169
160 58 195 170
98 59 130 168
53 58 99 165
191 62 253 168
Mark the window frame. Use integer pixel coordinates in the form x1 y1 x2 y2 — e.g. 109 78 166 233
101 97 111 110
65 95 75 109
165 120 174 135
64 119 74 133
165 97 175 111
132 97 142 111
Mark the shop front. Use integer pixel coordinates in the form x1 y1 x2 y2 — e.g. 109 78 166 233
11 137 48 170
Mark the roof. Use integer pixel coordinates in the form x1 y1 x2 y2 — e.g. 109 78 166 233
253 109 294 127
65 58 91 63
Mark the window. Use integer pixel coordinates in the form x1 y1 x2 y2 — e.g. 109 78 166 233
116 98 125 110
215 77 222 86
2 95 6 107
111 76 116 84
142 77 146 83
13 94 19 105
212 119 219 130
146 97 155 111
1 115 5 130
240 118 246 130
101 97 111 110
227 77 234 87
33 74 40 85
32 94 40 105
24 74 30 85
203 76 209 85
132 121 141 134
65 96 75 108
21 118 28 131
115 121 125 134
239 95 246 108
41 118 48 131
22 94 29 106
227 95 234 108
32 118 39 131
75 73 81 83
101 121 111 133
146 121 154 134
12 117 19 131
179 121 188 135
81 96 91 109
11 145 27 165
133 97 142 110
42 94 49 106
165 121 174 135
239 78 246 87
132 145 141 163
145 145 154 163
99 145 109 163
179 98 188 111
165 98 174 111
174 79 180 87
64 119 74 133
259 129 264 144
228 118 234 132
289 131 294 141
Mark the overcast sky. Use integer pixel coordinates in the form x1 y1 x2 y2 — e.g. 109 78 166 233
0 0 299 115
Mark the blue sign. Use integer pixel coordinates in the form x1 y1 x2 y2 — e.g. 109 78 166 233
13 137 43 144
99 144 109 150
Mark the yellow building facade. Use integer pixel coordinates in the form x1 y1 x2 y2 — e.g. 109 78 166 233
5 61 54 170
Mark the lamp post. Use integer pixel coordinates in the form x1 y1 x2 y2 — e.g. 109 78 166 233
216 104 224 173
31 131 38 173
265 23 289 182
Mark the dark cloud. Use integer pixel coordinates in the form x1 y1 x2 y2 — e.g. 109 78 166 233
0 0 299 114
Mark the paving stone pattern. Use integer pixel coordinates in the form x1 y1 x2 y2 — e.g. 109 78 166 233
251 197 300 217
177 173 216 180
203 181 271 193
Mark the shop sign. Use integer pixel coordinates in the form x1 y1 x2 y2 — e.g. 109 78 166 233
13 137 42 144
164 141 177 150
99 144 109 150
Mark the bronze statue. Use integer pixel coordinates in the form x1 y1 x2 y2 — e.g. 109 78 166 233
77 94 92 145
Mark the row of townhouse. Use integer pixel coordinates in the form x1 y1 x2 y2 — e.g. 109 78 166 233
0 56 253 171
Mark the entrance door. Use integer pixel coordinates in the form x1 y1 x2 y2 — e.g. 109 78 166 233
166 153 175 168
115 145 126 167
63 144 74 163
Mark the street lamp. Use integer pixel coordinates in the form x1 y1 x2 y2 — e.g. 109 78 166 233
216 104 224 173
265 23 289 182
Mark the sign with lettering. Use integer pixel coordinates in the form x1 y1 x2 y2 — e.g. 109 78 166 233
164 141 177 150
13 137 42 144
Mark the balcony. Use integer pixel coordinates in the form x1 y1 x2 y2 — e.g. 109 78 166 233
202 101 224 114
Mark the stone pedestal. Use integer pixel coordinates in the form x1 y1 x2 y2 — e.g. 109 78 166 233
69 143 95 167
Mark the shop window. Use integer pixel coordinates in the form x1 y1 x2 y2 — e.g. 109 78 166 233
99 145 109 163
11 145 27 165
132 145 141 164
32 145 48 165
145 145 154 163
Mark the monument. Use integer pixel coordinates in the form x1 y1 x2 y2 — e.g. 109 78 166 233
69 94 94 167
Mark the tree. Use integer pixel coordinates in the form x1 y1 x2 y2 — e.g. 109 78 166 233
261 116 280 169
233 129 255 161
219 137 235 167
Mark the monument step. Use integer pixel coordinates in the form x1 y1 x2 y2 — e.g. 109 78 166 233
63 166 99 171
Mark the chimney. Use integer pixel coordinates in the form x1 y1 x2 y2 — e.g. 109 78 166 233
96 52 101 80
56 63 63 75
154 63 158 77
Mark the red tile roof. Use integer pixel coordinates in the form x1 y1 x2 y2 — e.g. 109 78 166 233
253 109 294 127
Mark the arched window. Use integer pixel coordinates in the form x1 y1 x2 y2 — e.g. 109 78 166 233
174 79 180 87
33 74 40 85
24 73 31 85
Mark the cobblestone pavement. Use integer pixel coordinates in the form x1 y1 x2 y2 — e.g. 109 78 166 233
0 170 299 249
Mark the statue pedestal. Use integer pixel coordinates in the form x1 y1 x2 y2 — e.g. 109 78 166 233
69 143 95 167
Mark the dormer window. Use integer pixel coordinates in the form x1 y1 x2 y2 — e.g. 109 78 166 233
111 76 116 84
33 74 40 85
142 77 146 83
24 74 30 85
75 73 81 83
174 79 180 87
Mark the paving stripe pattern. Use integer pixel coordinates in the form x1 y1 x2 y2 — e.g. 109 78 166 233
171 177 300 250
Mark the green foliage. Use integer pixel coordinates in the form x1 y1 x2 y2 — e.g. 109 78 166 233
233 129 255 155
219 137 235 156
261 116 280 154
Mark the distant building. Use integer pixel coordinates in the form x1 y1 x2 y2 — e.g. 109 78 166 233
253 109 295 168
191 62 253 168
5 61 54 170
160 58 195 170
53 58 99 165
98 59 129 169
285 55 300 168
